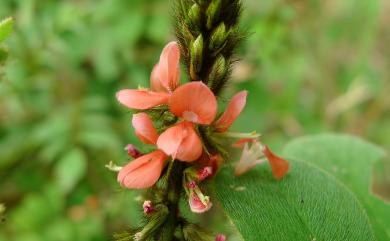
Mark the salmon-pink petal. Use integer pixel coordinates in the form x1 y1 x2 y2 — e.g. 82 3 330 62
150 64 168 92
157 122 203 162
117 150 168 189
158 41 180 92
169 82 217 124
132 113 158 144
175 123 203 162
215 91 248 132
156 122 187 158
262 145 289 180
116 89 170 110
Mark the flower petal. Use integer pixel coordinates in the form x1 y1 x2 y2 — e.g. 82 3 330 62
132 113 158 144
262 145 289 180
169 82 217 124
116 89 170 110
117 150 167 189
215 91 247 132
158 41 180 92
157 121 203 162
150 64 168 92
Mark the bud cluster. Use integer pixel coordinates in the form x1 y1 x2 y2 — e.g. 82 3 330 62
174 0 243 95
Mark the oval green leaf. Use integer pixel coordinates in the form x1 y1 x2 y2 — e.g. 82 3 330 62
214 160 375 241
283 134 390 240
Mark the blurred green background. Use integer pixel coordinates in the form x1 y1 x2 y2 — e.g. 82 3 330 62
0 0 389 240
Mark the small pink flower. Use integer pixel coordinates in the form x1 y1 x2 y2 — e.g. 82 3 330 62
234 139 289 179
188 186 213 213
197 166 213 181
143 200 154 214
215 234 227 241
234 140 266 176
124 144 142 159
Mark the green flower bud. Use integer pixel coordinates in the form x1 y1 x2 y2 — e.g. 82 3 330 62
208 55 227 89
206 0 222 30
209 23 229 52
190 34 204 80
187 4 201 31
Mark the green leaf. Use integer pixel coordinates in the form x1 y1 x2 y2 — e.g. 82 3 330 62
0 17 13 42
283 134 390 240
214 160 375 241
54 148 87 194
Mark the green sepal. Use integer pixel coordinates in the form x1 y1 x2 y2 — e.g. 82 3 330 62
190 34 204 80
209 22 229 52
206 0 222 30
208 54 227 90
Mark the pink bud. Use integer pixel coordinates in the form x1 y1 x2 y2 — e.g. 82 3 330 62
142 200 154 214
125 144 142 158
187 181 197 189
189 190 212 213
197 166 213 181
215 234 227 241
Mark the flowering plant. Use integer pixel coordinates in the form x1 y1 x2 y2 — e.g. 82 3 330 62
108 1 390 241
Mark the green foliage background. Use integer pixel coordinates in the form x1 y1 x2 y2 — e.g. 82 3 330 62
0 0 389 240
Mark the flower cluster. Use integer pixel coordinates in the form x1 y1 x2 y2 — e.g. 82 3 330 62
114 42 289 214
111 42 289 241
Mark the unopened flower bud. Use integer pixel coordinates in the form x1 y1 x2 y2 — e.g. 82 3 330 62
143 200 154 214
208 55 227 89
188 4 201 30
206 0 222 29
215 234 227 241
190 34 204 80
210 23 229 51
125 144 142 159
187 180 197 189
189 188 213 213
197 166 213 181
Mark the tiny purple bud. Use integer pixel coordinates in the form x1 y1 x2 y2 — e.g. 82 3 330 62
125 144 142 159
215 234 226 241
187 181 197 189
197 166 213 181
143 200 154 214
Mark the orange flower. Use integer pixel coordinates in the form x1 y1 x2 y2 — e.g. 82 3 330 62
157 82 248 162
118 113 168 189
157 81 217 162
116 42 180 110
117 150 168 189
